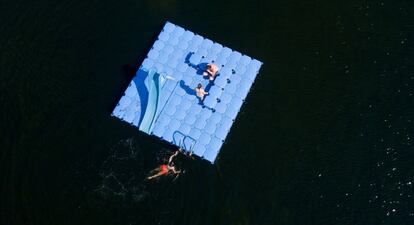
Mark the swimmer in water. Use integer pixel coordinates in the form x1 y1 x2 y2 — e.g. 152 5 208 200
147 150 180 180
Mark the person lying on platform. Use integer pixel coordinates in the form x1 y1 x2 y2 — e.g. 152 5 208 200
147 151 180 180
195 83 208 101
203 63 219 81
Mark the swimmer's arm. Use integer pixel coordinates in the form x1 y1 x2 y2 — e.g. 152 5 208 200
168 151 179 163
172 167 181 174
147 173 161 180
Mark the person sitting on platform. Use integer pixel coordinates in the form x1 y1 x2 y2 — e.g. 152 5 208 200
195 83 208 102
147 150 180 180
203 63 219 81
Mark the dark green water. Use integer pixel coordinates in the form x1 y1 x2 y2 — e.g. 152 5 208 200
1 0 414 224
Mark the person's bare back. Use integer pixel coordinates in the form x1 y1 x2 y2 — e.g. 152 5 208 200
203 63 219 81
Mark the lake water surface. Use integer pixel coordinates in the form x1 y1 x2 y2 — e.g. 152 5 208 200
1 0 413 224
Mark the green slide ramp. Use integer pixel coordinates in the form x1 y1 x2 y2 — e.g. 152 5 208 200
139 69 161 134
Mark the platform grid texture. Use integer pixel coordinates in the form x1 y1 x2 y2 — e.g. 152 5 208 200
112 21 262 163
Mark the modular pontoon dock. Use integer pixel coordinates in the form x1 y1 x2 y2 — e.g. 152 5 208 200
112 22 262 163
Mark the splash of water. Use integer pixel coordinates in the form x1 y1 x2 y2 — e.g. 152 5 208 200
95 138 149 202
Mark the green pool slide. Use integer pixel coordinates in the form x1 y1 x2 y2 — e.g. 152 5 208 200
139 69 162 134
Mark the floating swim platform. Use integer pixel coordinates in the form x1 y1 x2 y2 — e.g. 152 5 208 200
112 21 262 163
